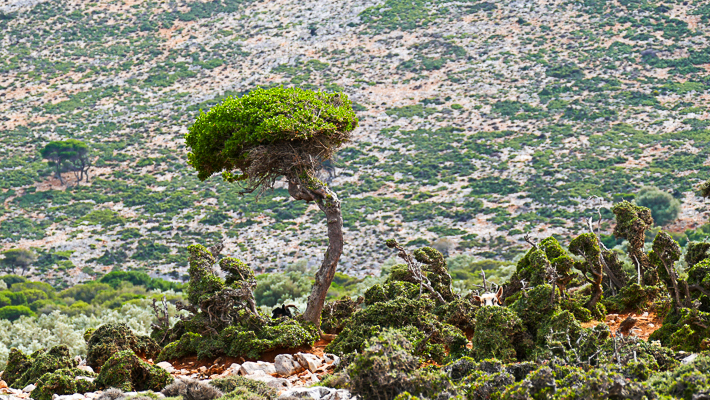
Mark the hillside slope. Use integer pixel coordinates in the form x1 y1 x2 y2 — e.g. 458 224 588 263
0 0 708 284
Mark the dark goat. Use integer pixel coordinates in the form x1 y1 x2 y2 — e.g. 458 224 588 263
272 304 298 319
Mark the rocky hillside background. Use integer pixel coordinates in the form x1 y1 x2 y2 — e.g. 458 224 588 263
1 0 709 285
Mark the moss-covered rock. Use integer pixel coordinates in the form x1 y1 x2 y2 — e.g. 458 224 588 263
470 306 531 363
3 347 34 388
210 375 278 399
185 244 225 306
86 323 161 371
95 350 173 392
326 296 467 361
31 368 97 400
320 296 363 335
515 247 552 286
222 318 319 360
648 354 710 399
364 281 419 305
156 332 202 362
10 345 77 389
434 293 480 332
603 283 662 314
347 329 456 400
649 308 710 352
685 241 710 268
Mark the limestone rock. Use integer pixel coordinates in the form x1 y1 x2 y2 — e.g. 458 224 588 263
274 354 304 377
295 353 322 372
77 366 94 374
240 361 276 376
155 362 174 374
22 384 35 393
278 387 354 400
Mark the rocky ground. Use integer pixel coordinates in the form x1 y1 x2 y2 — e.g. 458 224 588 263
0 347 352 400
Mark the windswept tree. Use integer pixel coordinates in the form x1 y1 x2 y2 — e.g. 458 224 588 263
0 248 36 276
40 139 91 185
185 86 358 328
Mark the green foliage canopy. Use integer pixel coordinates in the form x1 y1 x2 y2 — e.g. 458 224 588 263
636 187 681 226
185 86 358 184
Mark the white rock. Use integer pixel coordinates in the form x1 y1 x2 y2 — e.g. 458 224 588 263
77 366 94 374
258 361 277 374
243 374 290 390
76 376 95 383
323 390 354 400
682 354 699 364
275 354 304 377
21 384 35 393
54 394 86 400
295 353 322 372
323 354 340 367
278 387 336 399
156 362 175 373
240 361 276 376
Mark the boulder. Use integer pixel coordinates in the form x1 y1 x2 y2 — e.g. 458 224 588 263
239 361 276 376
242 373 289 391
278 387 353 400
323 354 340 367
22 384 35 393
274 354 304 377
295 353 322 372
155 362 175 374
95 350 173 392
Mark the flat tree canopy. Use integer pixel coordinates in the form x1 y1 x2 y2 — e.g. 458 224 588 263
185 86 358 328
185 86 358 190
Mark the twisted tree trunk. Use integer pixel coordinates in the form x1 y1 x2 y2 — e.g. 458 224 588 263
288 178 344 329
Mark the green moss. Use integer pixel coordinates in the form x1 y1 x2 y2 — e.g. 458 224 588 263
156 332 202 362
95 350 173 392
326 296 466 360
211 375 277 399
650 308 710 352
185 244 224 306
86 323 160 370
470 306 531 363
320 296 363 334
3 347 33 388
515 247 551 286
346 328 455 400
685 241 710 268
648 354 710 399
364 281 419 305
13 345 76 388
511 284 559 335
31 368 97 400
603 283 661 313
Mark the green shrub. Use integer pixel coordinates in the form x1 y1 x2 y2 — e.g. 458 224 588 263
0 305 35 321
470 306 531 362
347 328 455 400
95 350 173 391
636 187 681 226
86 323 161 370
31 368 97 400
